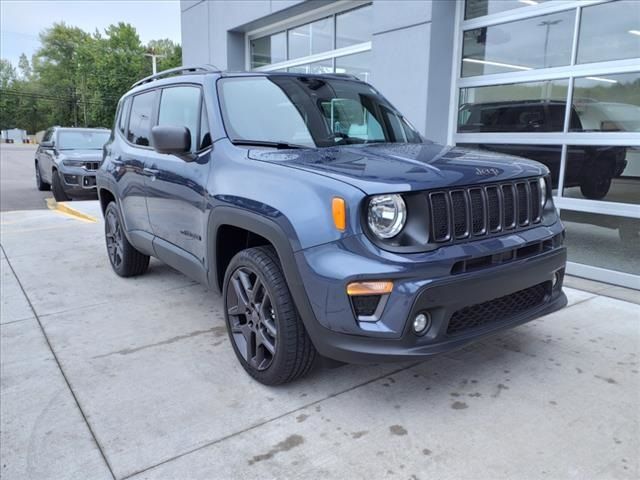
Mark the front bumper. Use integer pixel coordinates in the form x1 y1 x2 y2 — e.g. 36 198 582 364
59 165 98 197
294 222 567 363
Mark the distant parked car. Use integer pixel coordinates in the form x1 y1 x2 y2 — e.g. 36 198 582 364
35 127 111 201
459 100 629 199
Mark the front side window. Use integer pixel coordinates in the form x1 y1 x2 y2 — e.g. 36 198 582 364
127 91 156 147
58 130 110 150
218 76 421 148
158 86 201 152
458 79 569 132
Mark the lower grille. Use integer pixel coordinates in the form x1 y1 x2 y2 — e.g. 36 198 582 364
351 295 380 317
446 282 548 336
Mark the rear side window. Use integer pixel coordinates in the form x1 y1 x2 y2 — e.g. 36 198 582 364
158 86 201 152
127 91 156 147
118 97 132 135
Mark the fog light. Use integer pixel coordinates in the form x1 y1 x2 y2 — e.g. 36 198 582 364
413 312 431 335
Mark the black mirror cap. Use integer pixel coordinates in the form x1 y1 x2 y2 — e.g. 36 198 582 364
151 125 191 155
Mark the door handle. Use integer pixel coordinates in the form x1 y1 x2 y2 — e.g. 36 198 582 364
143 167 159 176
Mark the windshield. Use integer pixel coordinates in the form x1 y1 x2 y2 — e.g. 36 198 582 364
58 130 110 150
217 76 422 148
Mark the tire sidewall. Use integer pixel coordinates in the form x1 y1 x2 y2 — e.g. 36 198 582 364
222 250 293 385
105 202 126 275
52 170 70 201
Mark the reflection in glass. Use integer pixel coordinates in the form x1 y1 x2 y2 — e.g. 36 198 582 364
458 79 569 132
336 5 372 48
288 60 333 75
250 32 286 68
335 51 372 82
462 10 573 76
288 17 334 60
562 146 640 203
578 1 640 64
464 0 550 20
458 143 563 191
570 72 640 133
561 210 639 275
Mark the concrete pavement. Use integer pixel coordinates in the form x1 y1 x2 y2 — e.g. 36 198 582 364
0 145 51 212
1 201 639 480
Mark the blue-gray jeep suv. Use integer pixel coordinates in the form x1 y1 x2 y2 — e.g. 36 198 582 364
97 66 567 385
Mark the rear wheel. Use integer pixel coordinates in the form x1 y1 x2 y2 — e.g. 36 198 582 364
35 162 50 191
223 246 316 385
580 174 612 200
104 202 150 277
51 170 71 201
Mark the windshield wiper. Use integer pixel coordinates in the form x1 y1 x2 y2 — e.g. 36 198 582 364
231 140 309 150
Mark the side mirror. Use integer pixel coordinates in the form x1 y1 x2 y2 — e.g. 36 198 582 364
40 140 53 148
151 125 191 155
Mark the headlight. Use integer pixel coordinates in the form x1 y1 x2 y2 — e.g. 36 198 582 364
62 159 85 167
538 177 547 209
367 194 407 239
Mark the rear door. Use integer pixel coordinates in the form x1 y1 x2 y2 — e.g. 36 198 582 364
145 84 212 267
115 90 158 235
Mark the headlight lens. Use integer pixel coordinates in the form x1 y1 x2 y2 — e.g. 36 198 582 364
538 177 547 209
367 194 407 239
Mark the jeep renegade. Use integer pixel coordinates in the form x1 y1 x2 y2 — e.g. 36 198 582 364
97 65 567 385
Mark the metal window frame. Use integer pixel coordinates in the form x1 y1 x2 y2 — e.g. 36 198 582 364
244 1 372 73
449 0 640 286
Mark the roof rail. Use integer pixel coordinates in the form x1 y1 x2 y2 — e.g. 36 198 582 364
131 64 221 88
326 73 361 81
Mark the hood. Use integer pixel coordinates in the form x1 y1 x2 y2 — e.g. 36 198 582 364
247 143 547 195
57 149 103 161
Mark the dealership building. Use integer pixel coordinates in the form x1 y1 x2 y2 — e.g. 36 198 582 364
181 0 639 288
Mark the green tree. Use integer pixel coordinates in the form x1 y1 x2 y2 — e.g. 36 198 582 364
0 59 18 130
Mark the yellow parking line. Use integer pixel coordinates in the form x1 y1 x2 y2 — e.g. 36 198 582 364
46 198 98 223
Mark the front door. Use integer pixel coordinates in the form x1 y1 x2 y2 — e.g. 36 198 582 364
145 85 212 265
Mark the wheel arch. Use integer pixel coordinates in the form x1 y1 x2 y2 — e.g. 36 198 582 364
208 206 323 350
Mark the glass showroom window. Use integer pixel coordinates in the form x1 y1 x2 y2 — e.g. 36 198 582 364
454 0 640 288
248 4 372 79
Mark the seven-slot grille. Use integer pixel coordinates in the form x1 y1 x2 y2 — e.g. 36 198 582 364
428 179 543 243
83 161 100 171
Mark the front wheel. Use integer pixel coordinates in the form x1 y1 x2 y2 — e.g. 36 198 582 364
104 202 150 277
223 246 316 385
35 162 50 191
51 170 71 201
580 175 612 200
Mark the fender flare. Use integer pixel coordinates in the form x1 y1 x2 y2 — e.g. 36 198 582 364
207 206 321 337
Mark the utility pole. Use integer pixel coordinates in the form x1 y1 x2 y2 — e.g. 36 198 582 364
145 53 166 74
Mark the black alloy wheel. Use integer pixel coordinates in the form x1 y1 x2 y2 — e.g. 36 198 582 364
105 205 124 270
223 246 316 385
226 266 278 371
103 202 149 277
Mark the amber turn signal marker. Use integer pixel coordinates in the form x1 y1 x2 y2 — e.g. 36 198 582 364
347 281 394 296
332 197 346 231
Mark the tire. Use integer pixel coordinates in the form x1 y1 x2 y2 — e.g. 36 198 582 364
104 202 150 277
223 246 316 385
35 162 50 191
580 175 612 200
51 169 71 201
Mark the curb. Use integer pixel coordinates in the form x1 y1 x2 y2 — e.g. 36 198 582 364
46 198 98 223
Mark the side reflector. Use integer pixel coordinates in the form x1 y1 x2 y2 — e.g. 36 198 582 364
347 281 394 296
332 197 346 231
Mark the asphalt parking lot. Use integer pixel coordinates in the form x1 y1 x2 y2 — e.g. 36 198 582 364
1 144 639 479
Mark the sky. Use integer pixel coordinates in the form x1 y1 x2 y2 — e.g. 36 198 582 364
1 0 181 68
